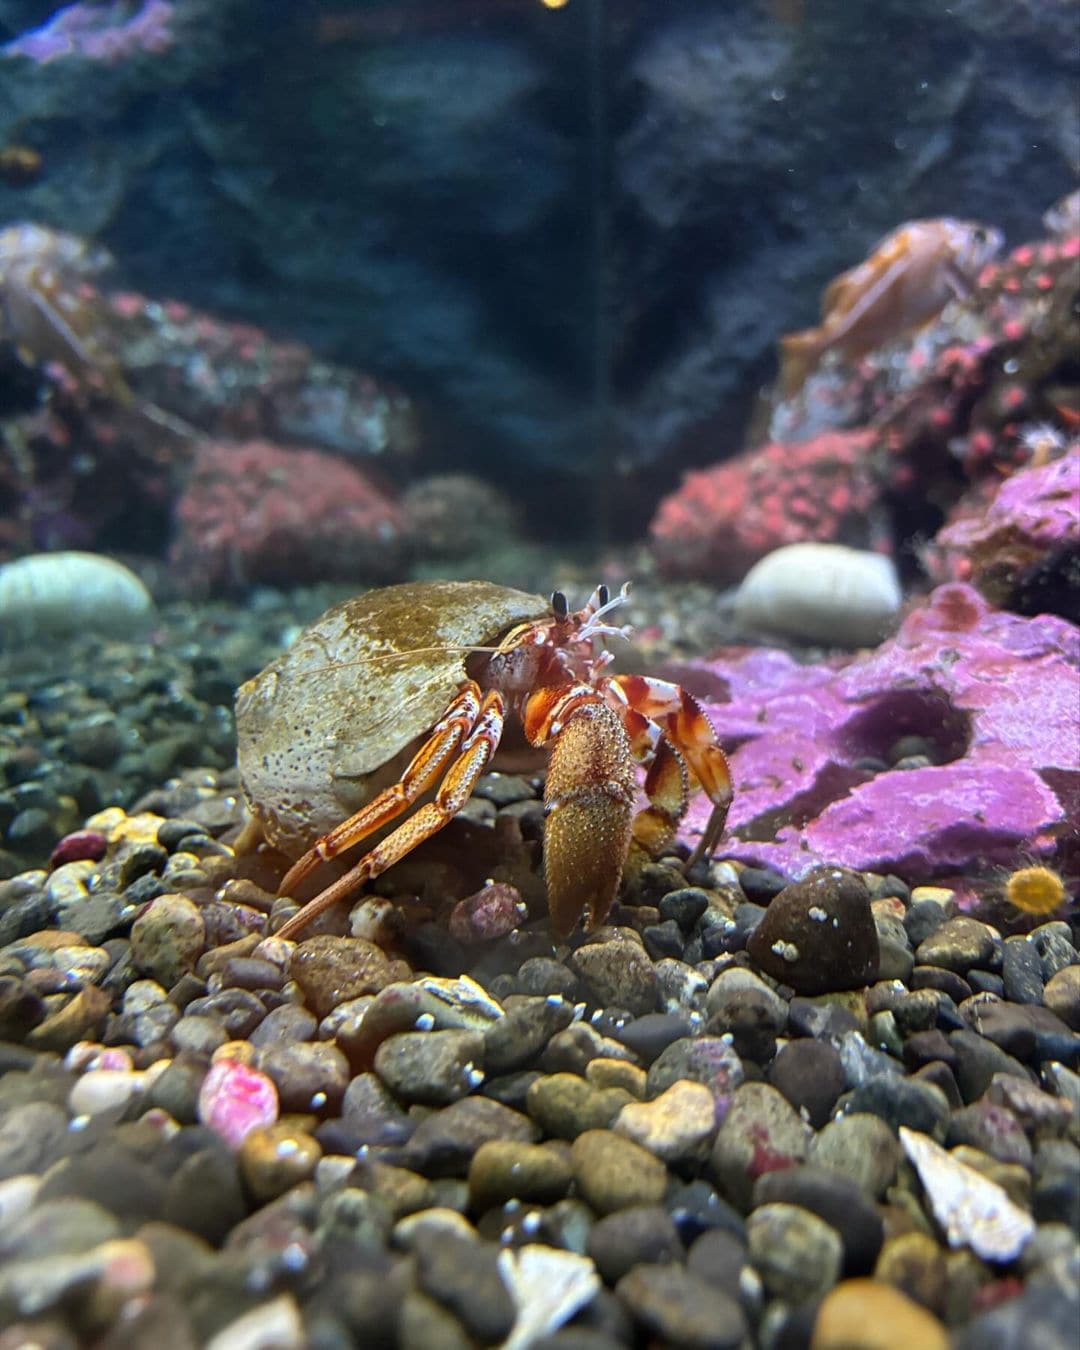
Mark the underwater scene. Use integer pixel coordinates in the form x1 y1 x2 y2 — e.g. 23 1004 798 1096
0 0 1078 1345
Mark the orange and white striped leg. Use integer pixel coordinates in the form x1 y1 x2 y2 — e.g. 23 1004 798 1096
277 681 485 901
605 674 732 863
274 686 504 940
525 683 636 937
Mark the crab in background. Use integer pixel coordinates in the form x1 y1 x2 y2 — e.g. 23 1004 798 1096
236 580 733 940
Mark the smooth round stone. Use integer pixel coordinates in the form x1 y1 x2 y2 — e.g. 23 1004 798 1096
614 1079 716 1166
585 1053 645 1096
239 1121 322 1202
747 1202 843 1302
587 1204 683 1284
570 1129 668 1214
812 1277 948 1350
1043 965 1080 1030
467 1140 573 1212
706 967 788 1029
162 1145 247 1245
248 1003 318 1049
873 1231 948 1315
67 1068 146 1118
612 1011 694 1065
400 1097 539 1179
289 936 397 1017
752 1165 884 1276
738 868 789 903
645 1036 744 1107
570 937 660 1018
512 958 584 1000
541 1021 629 1076
526 1073 634 1139
171 1014 229 1057
3 1195 121 1259
687 1227 751 1303
809 1115 900 1199
844 1076 950 1139
616 1261 747 1349
710 1082 813 1212
767 1039 846 1128
197 1057 279 1150
659 887 712 930
24 984 111 1053
256 1039 350 1113
747 868 880 995
411 1226 516 1344
399 1290 474 1350
915 918 997 974
374 1029 484 1106
946 1100 1032 1167
130 894 206 986
948 1029 1033 1102
874 915 915 982
1001 937 1045 1005
483 995 576 1075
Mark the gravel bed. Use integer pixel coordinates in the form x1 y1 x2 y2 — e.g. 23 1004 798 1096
0 580 1076 1348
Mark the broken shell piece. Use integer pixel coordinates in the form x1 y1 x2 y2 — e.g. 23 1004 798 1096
498 1243 601 1350
900 1126 1034 1262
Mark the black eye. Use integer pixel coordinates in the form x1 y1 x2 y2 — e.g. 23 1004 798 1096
597 584 610 606
551 591 568 620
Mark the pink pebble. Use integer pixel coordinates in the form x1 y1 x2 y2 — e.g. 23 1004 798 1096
197 1059 278 1149
50 831 108 866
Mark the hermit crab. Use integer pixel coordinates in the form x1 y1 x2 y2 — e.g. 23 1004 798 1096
235 580 732 941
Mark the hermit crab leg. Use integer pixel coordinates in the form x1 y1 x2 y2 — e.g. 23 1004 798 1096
604 674 733 864
273 685 504 940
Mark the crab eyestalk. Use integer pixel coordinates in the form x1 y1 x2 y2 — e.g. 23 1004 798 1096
537 697 636 937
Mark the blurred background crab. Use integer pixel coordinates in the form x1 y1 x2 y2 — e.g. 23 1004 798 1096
235 579 733 940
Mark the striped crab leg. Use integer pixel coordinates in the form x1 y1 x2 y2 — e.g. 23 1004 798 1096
274 683 504 940
603 674 733 863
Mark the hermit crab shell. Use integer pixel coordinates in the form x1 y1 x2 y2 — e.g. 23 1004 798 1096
235 580 546 859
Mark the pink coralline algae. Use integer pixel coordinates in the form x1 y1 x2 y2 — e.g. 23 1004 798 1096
679 584 1077 881
2 1 174 64
170 439 407 593
649 430 881 582
198 1058 279 1151
926 447 1080 612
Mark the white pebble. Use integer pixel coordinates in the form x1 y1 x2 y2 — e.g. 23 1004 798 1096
735 542 901 647
0 1174 42 1226
68 1068 146 1118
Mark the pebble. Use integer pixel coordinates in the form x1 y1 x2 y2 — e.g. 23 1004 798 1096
197 1057 279 1149
238 1122 322 1202
467 1140 573 1212
526 1073 634 1138
374 1029 485 1105
812 1277 949 1350
753 1165 884 1275
645 1036 744 1107
709 1082 813 1211
614 1079 716 1166
809 1114 900 1198
130 895 206 986
747 868 880 995
1043 965 1080 1030
615 1262 748 1349
587 1204 684 1283
288 936 397 1017
570 935 660 1018
767 1038 846 1127
255 1039 350 1113
915 917 998 974
570 1129 668 1214
747 1201 843 1301
400 1097 539 1178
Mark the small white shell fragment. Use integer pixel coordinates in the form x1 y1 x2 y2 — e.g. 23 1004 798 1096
415 973 505 1026
734 542 901 647
900 1126 1035 1262
498 1243 601 1350
0 551 153 642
